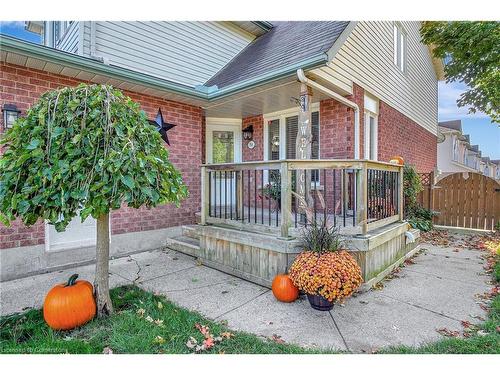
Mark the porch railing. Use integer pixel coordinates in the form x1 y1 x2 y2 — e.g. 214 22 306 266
200 159 403 238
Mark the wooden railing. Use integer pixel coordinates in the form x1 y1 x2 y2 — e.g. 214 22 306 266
200 159 403 237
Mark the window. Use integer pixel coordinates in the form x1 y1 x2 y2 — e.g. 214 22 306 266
393 23 407 73
265 109 320 182
364 94 379 161
452 136 459 161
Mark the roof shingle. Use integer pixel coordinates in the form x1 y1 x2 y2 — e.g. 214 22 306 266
205 21 350 88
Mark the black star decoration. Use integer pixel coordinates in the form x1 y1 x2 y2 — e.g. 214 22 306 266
149 108 176 145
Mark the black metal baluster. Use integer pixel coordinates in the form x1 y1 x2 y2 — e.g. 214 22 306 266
333 169 337 227
247 170 250 223
235 171 239 221
353 170 356 227
208 171 212 217
230 171 233 220
254 169 257 224
261 170 264 224
294 170 298 228
313 172 317 224
323 169 327 225
224 171 227 219
268 170 272 226
304 169 308 227
343 169 347 227
384 171 388 218
217 171 221 218
276 170 279 227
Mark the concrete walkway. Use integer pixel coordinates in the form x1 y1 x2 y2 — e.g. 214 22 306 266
0 238 492 353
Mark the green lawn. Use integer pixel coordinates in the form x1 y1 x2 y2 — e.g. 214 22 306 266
0 285 330 354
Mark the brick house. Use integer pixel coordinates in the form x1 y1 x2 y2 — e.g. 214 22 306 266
0 21 444 281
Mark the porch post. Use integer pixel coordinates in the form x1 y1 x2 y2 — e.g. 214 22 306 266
398 165 404 221
201 166 210 225
358 163 368 235
280 161 291 238
296 83 313 222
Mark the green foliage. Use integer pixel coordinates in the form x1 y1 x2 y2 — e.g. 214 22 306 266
407 217 433 232
0 285 331 354
403 165 435 231
421 21 500 123
0 84 188 231
300 221 344 253
403 164 423 214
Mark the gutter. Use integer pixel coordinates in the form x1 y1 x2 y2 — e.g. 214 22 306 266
0 35 329 105
296 69 361 159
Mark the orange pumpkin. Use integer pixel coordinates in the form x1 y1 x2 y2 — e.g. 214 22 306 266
43 274 96 330
272 274 299 303
389 156 405 166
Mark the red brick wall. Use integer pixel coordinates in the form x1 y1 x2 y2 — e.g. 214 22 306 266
242 115 263 161
378 101 437 172
0 62 203 248
319 83 365 159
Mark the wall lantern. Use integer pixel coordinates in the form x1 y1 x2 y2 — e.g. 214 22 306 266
242 125 254 141
2 104 21 130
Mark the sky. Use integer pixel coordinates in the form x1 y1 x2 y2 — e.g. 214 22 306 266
1 21 499 159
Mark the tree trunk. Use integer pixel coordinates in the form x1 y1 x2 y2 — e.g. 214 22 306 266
94 213 113 317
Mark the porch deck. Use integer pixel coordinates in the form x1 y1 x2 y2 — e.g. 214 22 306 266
168 159 417 289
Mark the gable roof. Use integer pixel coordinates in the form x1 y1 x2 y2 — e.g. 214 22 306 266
205 21 350 89
438 120 462 132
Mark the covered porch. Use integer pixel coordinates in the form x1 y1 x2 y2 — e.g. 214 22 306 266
169 70 419 289
167 158 418 290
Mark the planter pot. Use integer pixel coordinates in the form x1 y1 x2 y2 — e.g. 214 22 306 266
306 294 334 311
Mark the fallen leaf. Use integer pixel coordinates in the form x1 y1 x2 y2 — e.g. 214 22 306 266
203 337 215 349
186 337 198 349
102 346 113 354
221 331 234 339
195 323 210 337
157 302 163 310
270 334 286 344
145 315 154 323
436 328 460 337
136 308 145 317
153 336 165 344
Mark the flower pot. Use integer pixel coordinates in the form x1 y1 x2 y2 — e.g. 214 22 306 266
307 294 334 311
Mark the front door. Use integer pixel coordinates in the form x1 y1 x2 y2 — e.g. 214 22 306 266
206 120 242 208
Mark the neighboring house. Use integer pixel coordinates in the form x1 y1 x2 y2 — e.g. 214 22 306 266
437 120 499 179
1 21 444 280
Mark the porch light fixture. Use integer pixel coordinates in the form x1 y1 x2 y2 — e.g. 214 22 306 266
2 104 21 130
242 125 254 141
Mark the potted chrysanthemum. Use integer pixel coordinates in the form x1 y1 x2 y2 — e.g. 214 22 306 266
288 222 363 311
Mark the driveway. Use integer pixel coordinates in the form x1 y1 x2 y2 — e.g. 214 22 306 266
0 234 492 353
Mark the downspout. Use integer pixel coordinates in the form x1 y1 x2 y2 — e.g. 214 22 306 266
296 69 360 159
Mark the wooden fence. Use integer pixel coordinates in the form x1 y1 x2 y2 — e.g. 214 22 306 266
417 171 500 231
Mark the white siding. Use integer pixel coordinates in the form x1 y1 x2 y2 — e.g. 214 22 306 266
56 22 79 54
92 21 255 87
329 21 439 135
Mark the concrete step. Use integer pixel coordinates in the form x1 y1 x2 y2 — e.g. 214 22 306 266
182 225 201 240
165 235 200 257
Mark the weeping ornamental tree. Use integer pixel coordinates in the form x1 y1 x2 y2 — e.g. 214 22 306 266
0 84 188 316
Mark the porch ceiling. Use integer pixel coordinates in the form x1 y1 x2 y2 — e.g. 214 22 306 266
204 77 331 118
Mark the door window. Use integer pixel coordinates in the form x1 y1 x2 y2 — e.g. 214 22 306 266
212 131 234 163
